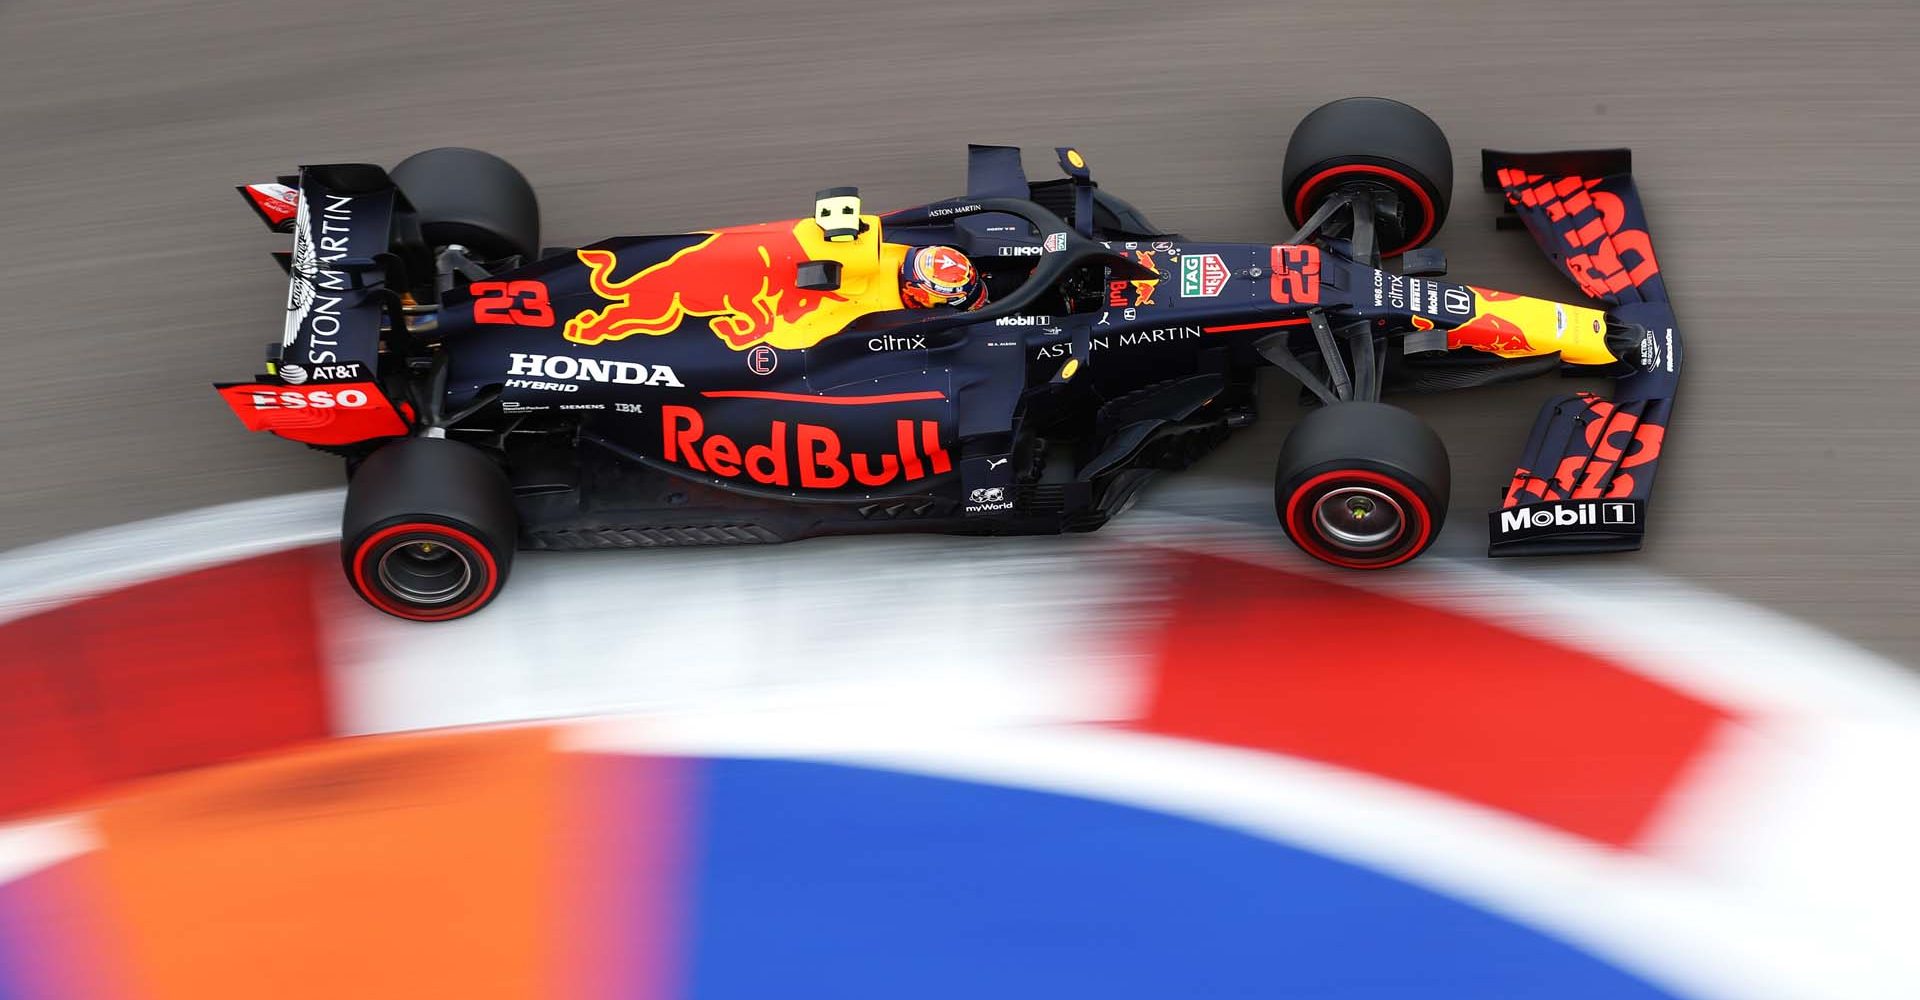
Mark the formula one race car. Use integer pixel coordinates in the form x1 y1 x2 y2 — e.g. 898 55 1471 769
221 97 1682 621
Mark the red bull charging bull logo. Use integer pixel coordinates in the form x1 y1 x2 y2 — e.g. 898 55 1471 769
563 219 907 351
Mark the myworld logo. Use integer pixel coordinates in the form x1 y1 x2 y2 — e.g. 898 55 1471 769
1498 502 1636 534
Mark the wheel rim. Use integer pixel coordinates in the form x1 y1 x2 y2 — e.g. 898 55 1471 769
1311 485 1405 553
351 521 500 621
1282 468 1436 571
376 538 475 606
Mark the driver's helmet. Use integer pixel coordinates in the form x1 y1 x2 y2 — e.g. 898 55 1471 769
899 245 988 311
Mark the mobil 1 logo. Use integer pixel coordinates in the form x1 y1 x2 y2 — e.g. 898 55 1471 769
1493 499 1644 539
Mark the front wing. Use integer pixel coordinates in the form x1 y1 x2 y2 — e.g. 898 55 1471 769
1482 149 1682 556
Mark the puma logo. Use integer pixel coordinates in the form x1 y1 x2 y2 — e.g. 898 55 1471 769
986 457 1009 471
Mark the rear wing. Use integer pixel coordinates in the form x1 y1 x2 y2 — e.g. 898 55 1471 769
215 164 412 447
1482 149 1681 556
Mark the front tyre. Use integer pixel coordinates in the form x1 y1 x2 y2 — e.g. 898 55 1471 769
1274 402 1450 569
342 438 517 621
1281 97 1454 257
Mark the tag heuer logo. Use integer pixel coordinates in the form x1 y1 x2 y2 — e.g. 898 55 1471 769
1180 253 1229 297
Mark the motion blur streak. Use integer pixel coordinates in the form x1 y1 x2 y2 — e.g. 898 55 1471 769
6 493 1920 997
89 730 561 998
0 0 1916 658
1131 550 1730 847
1 0 1918 997
0 549 331 816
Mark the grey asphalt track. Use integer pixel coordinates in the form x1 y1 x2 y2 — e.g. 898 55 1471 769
2 0 1916 661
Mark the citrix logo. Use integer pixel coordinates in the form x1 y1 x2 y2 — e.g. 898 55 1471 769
867 334 927 351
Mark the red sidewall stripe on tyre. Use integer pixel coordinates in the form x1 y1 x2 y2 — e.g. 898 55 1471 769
1283 469 1433 570
349 522 500 622
1292 163 1438 256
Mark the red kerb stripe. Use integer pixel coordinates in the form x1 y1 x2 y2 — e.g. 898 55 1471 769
1128 550 1732 849
0 548 332 818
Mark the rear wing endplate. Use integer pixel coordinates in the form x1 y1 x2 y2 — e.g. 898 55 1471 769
216 164 412 447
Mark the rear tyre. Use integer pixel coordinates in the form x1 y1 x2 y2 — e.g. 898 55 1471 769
342 438 517 621
1274 402 1450 569
390 147 541 262
1281 97 1453 256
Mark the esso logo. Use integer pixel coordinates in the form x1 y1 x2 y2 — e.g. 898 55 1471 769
249 387 371 410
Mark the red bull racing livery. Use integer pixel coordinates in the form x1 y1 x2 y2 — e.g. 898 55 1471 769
218 98 1686 620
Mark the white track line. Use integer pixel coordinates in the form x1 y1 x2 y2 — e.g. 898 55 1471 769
0 488 344 625
0 816 96 885
322 533 1157 736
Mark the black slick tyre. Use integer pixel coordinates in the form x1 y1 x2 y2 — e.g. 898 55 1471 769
341 437 517 622
1281 97 1454 256
1274 402 1450 570
390 147 541 262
